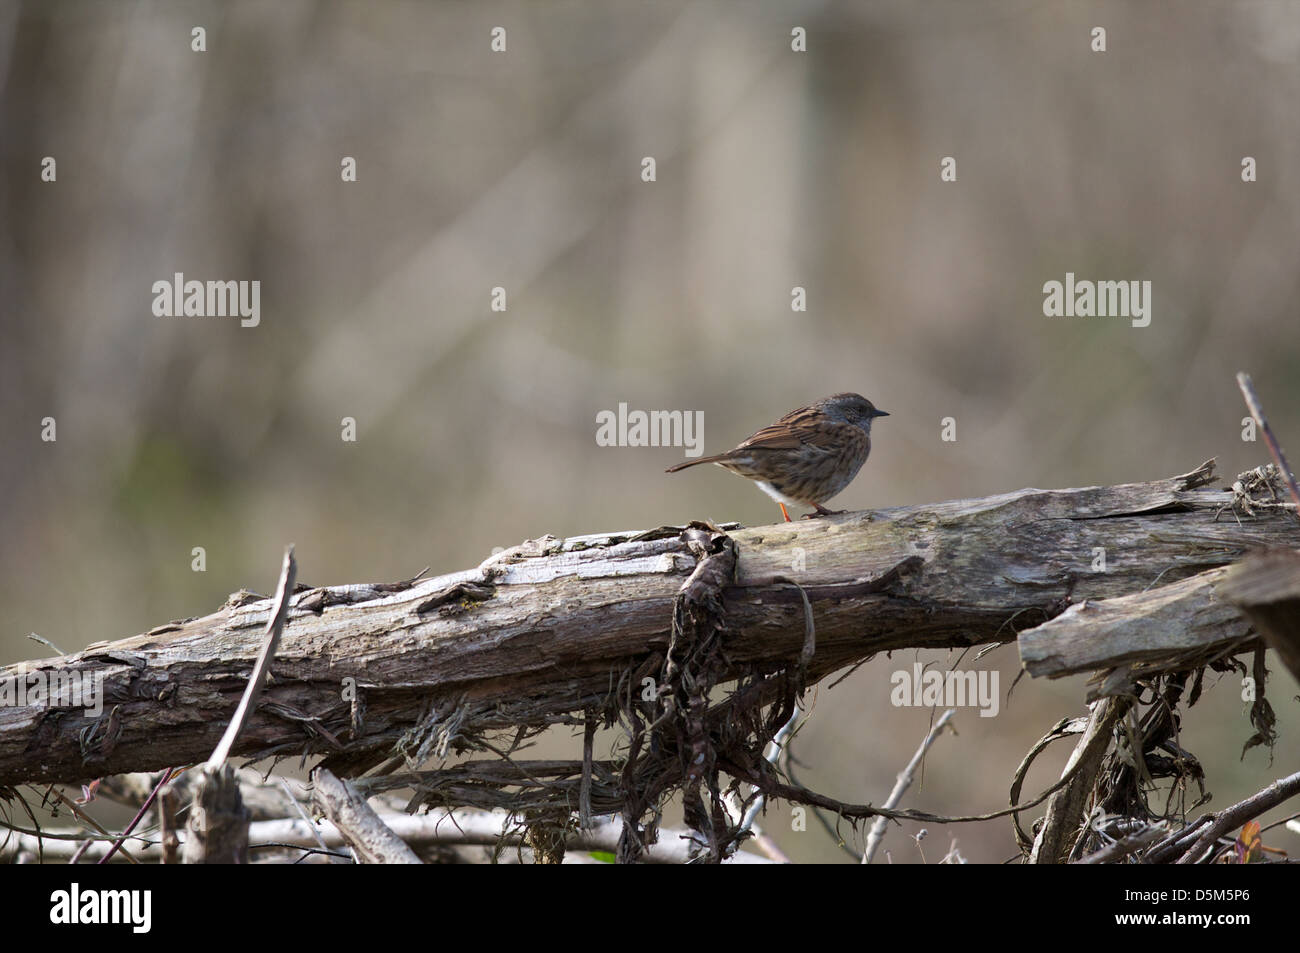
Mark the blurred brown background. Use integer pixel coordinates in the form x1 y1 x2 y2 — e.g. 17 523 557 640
2 0 1298 862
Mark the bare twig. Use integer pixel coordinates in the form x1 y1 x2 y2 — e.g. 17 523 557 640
40 786 140 865
1074 822 1168 864
1236 372 1300 509
158 784 179 864
862 708 958 864
173 547 297 865
739 702 803 835
1174 770 1300 864
725 704 800 864
96 767 173 865
579 711 596 830
27 632 65 655
206 546 298 769
279 778 331 861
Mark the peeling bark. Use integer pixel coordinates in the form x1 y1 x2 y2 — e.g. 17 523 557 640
0 459 1292 787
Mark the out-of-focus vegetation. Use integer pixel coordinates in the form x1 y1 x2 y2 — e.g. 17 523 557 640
2 1 1297 862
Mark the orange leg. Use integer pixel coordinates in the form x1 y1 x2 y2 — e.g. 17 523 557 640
778 502 792 522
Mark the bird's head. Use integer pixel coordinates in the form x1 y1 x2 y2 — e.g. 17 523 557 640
819 393 890 430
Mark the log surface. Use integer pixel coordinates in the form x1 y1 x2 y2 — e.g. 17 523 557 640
1 459 1294 787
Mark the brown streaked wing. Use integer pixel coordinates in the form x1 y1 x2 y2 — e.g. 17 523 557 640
735 405 842 453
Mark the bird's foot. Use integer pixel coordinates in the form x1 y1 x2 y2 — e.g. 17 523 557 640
801 504 845 519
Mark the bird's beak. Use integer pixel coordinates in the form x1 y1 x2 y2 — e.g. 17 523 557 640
872 409 890 418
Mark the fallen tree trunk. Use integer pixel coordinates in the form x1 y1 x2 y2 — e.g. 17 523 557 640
0 458 1293 788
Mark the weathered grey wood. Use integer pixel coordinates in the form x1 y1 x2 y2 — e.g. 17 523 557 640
0 459 1292 787
1029 696 1131 864
1017 565 1256 680
1217 550 1300 681
312 768 421 864
182 765 249 864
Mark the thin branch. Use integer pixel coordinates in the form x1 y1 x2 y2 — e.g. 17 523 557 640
1075 823 1168 864
96 767 174 865
279 778 331 861
1174 770 1300 864
206 546 297 769
862 708 957 864
41 786 141 865
1236 372 1300 509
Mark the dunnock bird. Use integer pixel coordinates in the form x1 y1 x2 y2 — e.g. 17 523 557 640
666 393 889 522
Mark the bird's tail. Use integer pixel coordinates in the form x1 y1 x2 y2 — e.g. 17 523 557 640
665 454 730 473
